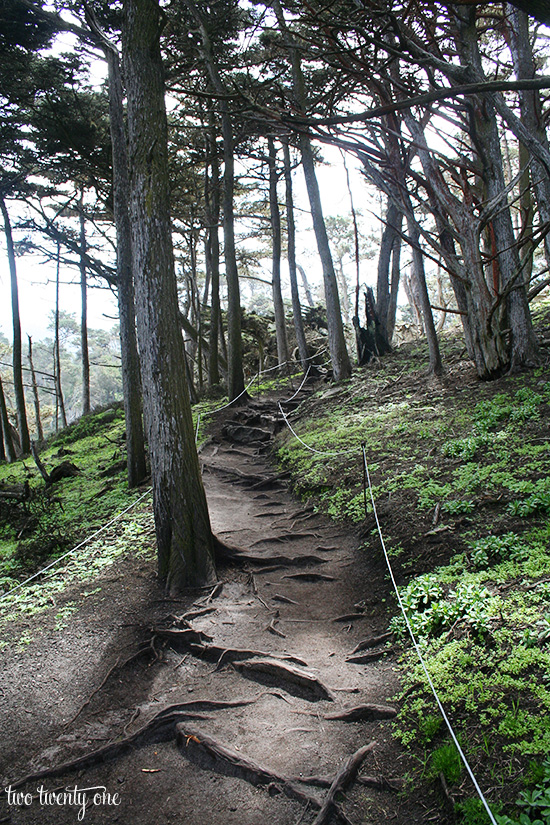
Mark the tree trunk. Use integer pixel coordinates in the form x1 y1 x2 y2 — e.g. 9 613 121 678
101 40 148 488
181 0 245 401
0 374 16 463
79 193 91 416
54 241 68 430
268 137 289 368
406 216 443 375
206 128 221 388
388 224 401 343
205 127 220 387
455 7 538 372
297 263 315 308
27 335 43 441
272 0 351 382
299 137 352 381
376 201 402 347
0 194 30 453
123 0 216 591
403 108 508 377
282 140 309 369
507 6 550 273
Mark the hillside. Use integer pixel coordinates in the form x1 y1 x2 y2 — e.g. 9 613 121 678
1 304 550 824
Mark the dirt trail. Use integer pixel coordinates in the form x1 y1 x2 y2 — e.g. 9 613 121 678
0 392 426 825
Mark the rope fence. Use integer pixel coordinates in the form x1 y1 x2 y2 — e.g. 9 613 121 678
0 487 153 603
274 399 498 823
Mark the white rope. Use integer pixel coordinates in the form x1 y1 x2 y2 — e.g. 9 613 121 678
277 402 356 457
361 446 498 825
0 487 153 603
197 348 328 422
282 365 311 403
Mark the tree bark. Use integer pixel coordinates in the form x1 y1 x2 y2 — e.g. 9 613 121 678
79 192 91 416
0 374 16 463
206 127 221 388
268 137 289 368
123 0 216 591
27 335 44 442
0 194 30 453
282 140 309 369
54 241 68 430
297 263 315 308
507 6 550 274
181 0 245 401
406 215 443 375
376 201 402 347
455 7 538 372
85 7 148 487
272 0 351 382
103 41 147 487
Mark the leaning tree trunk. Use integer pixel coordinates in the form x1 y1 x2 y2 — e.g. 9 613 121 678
299 137 351 381
123 0 216 592
507 6 550 275
0 194 30 453
268 137 289 368
0 374 15 463
27 335 44 442
297 263 315 308
86 11 148 488
272 0 351 382
282 140 309 370
406 215 443 375
455 7 538 372
79 194 91 416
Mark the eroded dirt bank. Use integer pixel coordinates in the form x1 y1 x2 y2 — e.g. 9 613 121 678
0 395 429 825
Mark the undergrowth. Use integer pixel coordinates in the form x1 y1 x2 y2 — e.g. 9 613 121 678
274 304 550 821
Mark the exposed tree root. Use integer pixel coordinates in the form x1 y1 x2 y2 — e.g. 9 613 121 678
266 619 286 638
346 648 395 664
236 553 328 567
179 641 308 670
332 613 367 623
350 633 393 655
64 655 121 728
323 703 397 722
312 742 377 825
283 573 336 582
232 658 335 701
9 700 256 791
251 532 319 546
272 594 299 605
152 627 213 646
175 723 320 808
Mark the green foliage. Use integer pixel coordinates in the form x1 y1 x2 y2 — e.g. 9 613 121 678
456 798 503 825
496 757 550 825
468 533 527 570
428 742 461 784
390 576 497 642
